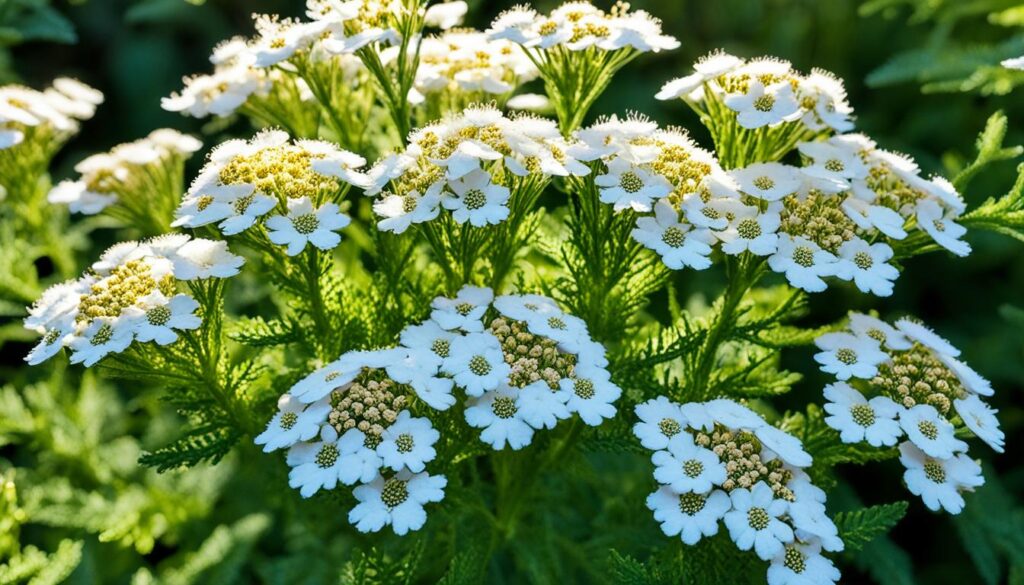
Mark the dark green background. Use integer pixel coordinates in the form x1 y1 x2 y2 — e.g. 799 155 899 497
6 0 1023 582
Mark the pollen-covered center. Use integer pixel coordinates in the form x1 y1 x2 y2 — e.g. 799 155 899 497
678 492 706 516
573 378 595 399
328 368 408 443
315 443 339 468
835 347 858 365
468 355 492 376
463 188 486 210
658 418 681 437
682 459 704 478
402 194 419 213
753 94 776 112
849 404 876 427
792 245 815 267
737 218 762 239
872 344 966 413
455 302 474 316
661 226 686 248
866 328 886 344
696 425 794 500
619 171 644 193
491 395 517 419
917 419 939 441
752 176 775 191
279 411 298 430
91 323 114 345
218 144 338 200
924 460 946 483
78 259 176 323
784 547 806 573
489 316 576 389
381 478 410 507
396 433 415 453
747 507 770 530
546 316 567 330
292 213 319 235
853 251 873 270
232 193 255 214
146 305 172 326
431 338 450 358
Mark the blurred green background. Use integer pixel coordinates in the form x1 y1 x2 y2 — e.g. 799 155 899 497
3 0 1023 583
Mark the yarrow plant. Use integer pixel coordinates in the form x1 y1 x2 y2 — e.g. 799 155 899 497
10 0 1024 582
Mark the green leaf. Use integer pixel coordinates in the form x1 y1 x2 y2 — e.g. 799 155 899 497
139 424 241 472
834 501 909 552
606 550 657 585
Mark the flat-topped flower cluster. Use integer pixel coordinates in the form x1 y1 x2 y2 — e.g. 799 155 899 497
635 397 842 585
816 314 1002 513
24 235 244 367
364 105 589 232
0 78 102 152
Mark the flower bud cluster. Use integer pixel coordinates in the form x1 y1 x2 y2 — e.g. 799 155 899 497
24 235 244 367
634 397 842 585
364 104 590 233
256 350 445 536
815 313 1003 513
489 2 679 54
48 129 201 220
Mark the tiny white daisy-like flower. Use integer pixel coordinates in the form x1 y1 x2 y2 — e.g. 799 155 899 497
723 482 795 561
518 380 571 430
443 332 510 397
442 169 511 227
755 425 813 467
632 200 716 270
522 310 591 354
169 238 245 280
681 193 745 231
493 293 561 323
718 204 781 257
915 199 970 257
940 355 994 397
424 1 468 29
464 385 534 450
337 428 387 486
953 395 1004 453
652 434 728 493
1002 56 1024 70
596 158 672 212
265 197 351 256
833 239 899 297
725 81 800 129
348 470 447 536
841 198 908 240
255 394 331 452
377 411 440 473
68 317 135 367
798 140 867 186
286 426 358 498
706 398 766 430
633 396 688 451
767 540 841 585
847 313 912 351
431 285 493 332
899 404 968 459
768 235 838 293
813 332 890 381
894 318 960 359
289 361 360 404
646 486 731 545
729 163 802 201
560 364 621 426
374 185 443 234
129 292 201 346
219 191 277 236
822 382 903 447
899 442 983 514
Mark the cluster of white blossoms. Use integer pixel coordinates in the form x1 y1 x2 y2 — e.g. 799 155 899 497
48 129 201 216
405 29 539 105
657 51 854 134
635 398 842 585
173 129 367 255
815 313 1003 514
0 76 102 164
256 349 447 536
364 104 589 232
488 1 678 54
395 286 618 449
1002 56 1024 70
23 235 244 367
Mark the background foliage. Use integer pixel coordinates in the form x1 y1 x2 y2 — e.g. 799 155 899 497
1 0 1023 583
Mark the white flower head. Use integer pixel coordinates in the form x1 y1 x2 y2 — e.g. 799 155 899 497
768 235 839 293
560 364 621 426
266 197 351 256
464 385 534 450
377 411 440 473
916 199 970 257
646 486 731 545
848 313 912 351
443 332 510 397
814 332 890 381
441 169 510 226
725 81 800 129
255 394 331 452
899 404 968 459
633 396 688 451
767 540 841 585
517 380 571 430
632 199 716 270
730 163 802 202
718 203 781 257
596 157 672 212
652 434 728 493
430 285 494 332
128 292 202 345
348 470 447 535
899 442 983 514
723 482 795 561
833 239 899 297
822 382 903 447
953 395 1004 453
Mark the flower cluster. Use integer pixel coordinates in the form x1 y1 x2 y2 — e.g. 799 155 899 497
815 314 1002 513
48 129 201 230
0 78 102 152
657 51 854 135
173 129 366 255
489 2 678 54
406 29 539 107
395 286 618 449
635 397 842 585
364 104 589 232
23 235 244 367
256 349 447 536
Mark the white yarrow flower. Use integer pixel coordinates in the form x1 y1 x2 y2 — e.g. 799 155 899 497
899 442 983 514
723 482 795 561
265 197 351 256
899 404 967 459
646 486 731 545
652 434 728 493
813 332 890 381
822 382 903 447
377 411 440 473
348 470 447 535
